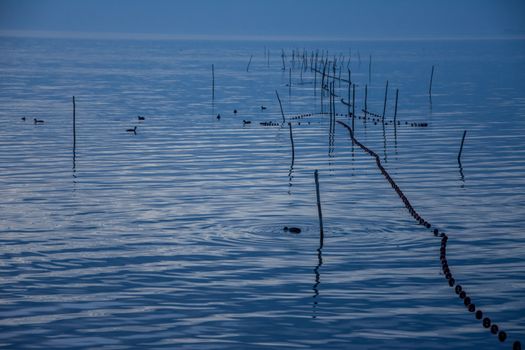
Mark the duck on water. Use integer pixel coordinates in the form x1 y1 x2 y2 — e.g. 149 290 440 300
283 226 301 234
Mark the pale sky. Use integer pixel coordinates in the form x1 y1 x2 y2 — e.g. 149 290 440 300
1 0 524 40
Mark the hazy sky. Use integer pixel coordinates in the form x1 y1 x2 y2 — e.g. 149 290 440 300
1 0 524 40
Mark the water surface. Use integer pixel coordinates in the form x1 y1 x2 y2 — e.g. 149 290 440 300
1 37 524 349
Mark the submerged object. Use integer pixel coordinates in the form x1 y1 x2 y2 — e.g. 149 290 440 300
283 226 301 234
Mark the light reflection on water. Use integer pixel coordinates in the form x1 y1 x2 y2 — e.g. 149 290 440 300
0 37 525 349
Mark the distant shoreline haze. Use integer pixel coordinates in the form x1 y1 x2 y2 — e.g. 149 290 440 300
1 30 525 42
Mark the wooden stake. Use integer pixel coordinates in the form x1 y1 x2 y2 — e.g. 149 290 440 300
458 130 467 162
429 65 434 96
364 84 368 117
347 69 351 118
276 90 285 123
394 89 399 124
382 80 389 121
368 54 372 84
314 170 324 246
289 68 292 95
288 122 295 165
212 64 215 101
352 83 356 130
246 55 253 72
72 96 76 149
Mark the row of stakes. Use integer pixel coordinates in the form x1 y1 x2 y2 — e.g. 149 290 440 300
336 120 521 350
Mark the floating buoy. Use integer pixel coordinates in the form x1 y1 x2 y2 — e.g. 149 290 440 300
498 331 507 342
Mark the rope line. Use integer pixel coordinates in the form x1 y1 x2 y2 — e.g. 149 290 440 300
336 120 521 350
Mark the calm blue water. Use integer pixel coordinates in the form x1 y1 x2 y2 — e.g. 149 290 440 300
1 36 525 349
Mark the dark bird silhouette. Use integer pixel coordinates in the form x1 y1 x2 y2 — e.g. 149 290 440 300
233 109 237 114
126 126 137 134
33 118 44 124
21 117 26 121
283 226 301 234
261 106 267 110
243 120 251 125
138 116 145 121
217 114 221 120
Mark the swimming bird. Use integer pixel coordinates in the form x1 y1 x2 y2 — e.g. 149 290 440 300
33 118 44 124
233 109 237 114
21 117 26 121
217 114 221 120
261 106 267 110
126 126 137 134
283 226 301 234
138 116 145 121
243 120 251 125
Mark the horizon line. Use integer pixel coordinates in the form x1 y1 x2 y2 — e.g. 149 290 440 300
1 29 525 42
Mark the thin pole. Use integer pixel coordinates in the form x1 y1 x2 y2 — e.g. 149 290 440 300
246 55 253 72
429 65 434 96
314 63 317 96
314 170 324 247
289 68 292 95
212 64 215 101
288 122 295 165
368 54 372 84
382 80 389 121
364 84 368 117
352 83 355 130
276 90 285 123
72 96 76 149
347 69 351 118
458 130 467 162
394 89 399 124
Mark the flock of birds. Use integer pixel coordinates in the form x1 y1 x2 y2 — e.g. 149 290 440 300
23 103 427 138
216 106 266 124
21 117 44 124
23 115 146 135
125 116 145 134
